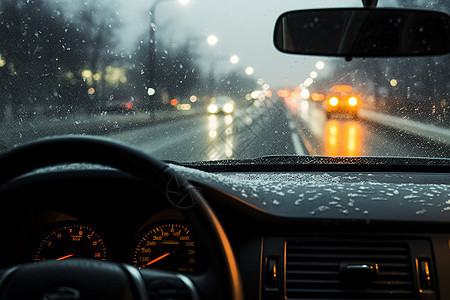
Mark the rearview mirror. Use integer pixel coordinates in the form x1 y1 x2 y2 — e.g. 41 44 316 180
274 8 450 57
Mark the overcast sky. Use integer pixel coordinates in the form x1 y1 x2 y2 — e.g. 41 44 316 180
66 0 445 89
111 0 369 88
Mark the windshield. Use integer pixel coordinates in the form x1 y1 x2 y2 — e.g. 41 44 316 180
0 0 449 162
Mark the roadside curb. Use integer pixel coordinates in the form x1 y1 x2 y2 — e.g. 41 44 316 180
359 110 450 146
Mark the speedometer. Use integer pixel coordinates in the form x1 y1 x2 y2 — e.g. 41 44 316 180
34 224 107 262
132 223 199 273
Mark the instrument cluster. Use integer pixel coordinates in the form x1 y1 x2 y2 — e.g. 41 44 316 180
14 210 203 274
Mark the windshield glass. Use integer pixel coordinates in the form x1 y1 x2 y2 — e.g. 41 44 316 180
0 0 449 162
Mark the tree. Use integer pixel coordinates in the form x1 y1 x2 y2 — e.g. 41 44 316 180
0 0 123 119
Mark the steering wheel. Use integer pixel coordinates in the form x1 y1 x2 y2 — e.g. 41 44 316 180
0 135 244 300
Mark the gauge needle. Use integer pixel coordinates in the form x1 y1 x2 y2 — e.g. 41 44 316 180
140 252 171 269
56 254 74 261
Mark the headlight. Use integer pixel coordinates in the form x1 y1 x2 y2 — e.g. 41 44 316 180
208 104 218 113
223 103 234 114
328 97 338 106
348 97 358 106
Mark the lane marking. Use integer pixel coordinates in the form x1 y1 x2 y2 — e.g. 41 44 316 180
286 112 306 156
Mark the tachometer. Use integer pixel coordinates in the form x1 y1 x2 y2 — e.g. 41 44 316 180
34 224 107 262
132 223 198 273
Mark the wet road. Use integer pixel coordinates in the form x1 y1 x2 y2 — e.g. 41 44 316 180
289 100 449 158
107 102 298 161
107 99 449 162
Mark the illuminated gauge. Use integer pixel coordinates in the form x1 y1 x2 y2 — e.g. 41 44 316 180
34 224 107 262
132 223 198 273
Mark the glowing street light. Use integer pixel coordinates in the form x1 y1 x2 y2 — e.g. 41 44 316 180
315 61 325 70
245 67 254 75
207 35 218 46
229 55 239 64
304 77 314 87
178 0 190 5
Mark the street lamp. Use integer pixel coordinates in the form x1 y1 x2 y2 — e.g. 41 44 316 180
304 78 313 87
207 35 218 46
315 61 325 70
245 67 254 75
229 55 239 64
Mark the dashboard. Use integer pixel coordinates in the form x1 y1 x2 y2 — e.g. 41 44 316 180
0 161 450 300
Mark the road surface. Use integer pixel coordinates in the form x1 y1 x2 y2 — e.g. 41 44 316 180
106 100 449 162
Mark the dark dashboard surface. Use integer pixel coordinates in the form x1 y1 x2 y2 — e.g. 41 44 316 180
173 165 450 223
0 163 449 300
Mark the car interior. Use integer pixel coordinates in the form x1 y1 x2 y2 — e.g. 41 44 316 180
0 0 449 300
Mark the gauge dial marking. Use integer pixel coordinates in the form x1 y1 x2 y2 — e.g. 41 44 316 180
34 224 107 262
132 223 198 273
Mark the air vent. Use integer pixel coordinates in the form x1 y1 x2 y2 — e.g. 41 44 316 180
285 239 414 299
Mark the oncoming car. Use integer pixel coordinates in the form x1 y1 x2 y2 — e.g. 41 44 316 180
0 1 449 300
324 85 359 118
207 96 235 114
